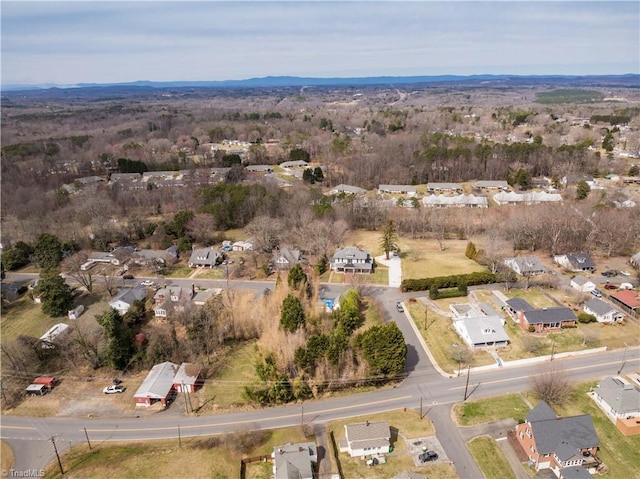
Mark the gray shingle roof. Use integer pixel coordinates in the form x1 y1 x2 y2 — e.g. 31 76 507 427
527 402 599 458
583 298 617 317
505 298 536 312
505 256 546 274
455 315 509 346
559 466 593 479
594 377 640 415
524 307 576 325
345 421 390 450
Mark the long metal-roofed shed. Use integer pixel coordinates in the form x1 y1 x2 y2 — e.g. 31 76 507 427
133 361 179 407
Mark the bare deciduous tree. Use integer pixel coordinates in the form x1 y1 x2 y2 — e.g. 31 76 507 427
530 365 572 405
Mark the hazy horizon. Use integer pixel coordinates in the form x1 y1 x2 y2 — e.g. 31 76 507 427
2 1 638 86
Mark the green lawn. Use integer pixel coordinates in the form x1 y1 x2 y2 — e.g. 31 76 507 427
406 302 494 374
468 436 517 479
164 266 194 278
194 268 225 279
1 295 63 341
453 394 530 426
195 341 261 410
503 288 557 308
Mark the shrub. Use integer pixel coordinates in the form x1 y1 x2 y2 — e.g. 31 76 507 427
401 271 498 292
577 312 597 324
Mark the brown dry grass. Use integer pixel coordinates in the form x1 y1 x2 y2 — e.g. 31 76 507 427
1 441 15 471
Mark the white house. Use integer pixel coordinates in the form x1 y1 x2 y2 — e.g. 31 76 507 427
231 240 253 252
589 377 640 423
108 286 147 315
378 185 417 196
272 442 317 479
330 246 373 274
340 421 391 458
571 275 596 293
583 298 624 323
452 315 510 349
504 256 546 276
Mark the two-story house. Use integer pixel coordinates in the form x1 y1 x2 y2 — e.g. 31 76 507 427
330 246 373 274
514 401 599 473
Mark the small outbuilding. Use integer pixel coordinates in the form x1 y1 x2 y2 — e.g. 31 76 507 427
172 363 203 393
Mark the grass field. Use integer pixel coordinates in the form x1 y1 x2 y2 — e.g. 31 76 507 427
44 426 311 479
326 409 460 479
1 295 63 341
468 436 517 479
195 341 261 410
453 394 530 426
406 301 494 374
1 441 15 472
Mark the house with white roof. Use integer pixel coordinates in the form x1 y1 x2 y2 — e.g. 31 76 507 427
39 323 70 348
449 303 509 349
133 361 179 407
422 194 488 208
426 182 463 193
272 442 317 479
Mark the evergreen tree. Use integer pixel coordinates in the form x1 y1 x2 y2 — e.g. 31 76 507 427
34 270 74 317
379 219 399 260
280 294 306 332
356 322 407 377
313 166 324 181
96 308 134 370
34 233 63 270
287 263 308 290
576 179 591 200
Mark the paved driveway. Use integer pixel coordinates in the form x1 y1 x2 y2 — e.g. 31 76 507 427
376 255 402 287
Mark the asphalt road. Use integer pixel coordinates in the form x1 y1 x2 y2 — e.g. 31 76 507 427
2 273 639 477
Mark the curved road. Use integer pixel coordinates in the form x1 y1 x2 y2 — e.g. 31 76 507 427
2 274 639 477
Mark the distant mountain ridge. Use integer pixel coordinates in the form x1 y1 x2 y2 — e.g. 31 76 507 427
2 73 639 92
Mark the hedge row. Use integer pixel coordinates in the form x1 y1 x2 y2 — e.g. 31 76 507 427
401 271 498 292
429 288 468 300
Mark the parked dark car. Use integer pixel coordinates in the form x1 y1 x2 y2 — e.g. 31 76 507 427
602 270 618 277
419 450 438 462
123 274 134 280
604 283 617 290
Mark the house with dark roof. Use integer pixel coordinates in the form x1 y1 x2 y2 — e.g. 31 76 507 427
153 285 194 319
272 442 317 479
504 256 546 276
108 286 147 315
340 421 391 458
583 298 624 323
504 298 536 319
553 253 595 273
514 401 600 473
188 247 221 268
330 246 373 274
519 307 577 332
558 466 594 479
589 377 640 436
272 246 304 270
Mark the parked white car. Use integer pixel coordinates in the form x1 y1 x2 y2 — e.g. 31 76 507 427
620 283 633 290
140 280 154 286
619 270 631 277
103 385 125 394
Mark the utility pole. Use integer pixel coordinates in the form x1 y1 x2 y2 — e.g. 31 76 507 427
618 344 628 374
178 425 181 448
83 427 92 450
550 341 556 361
51 436 64 475
463 365 471 401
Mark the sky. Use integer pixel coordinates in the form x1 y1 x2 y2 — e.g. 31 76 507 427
1 1 638 86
